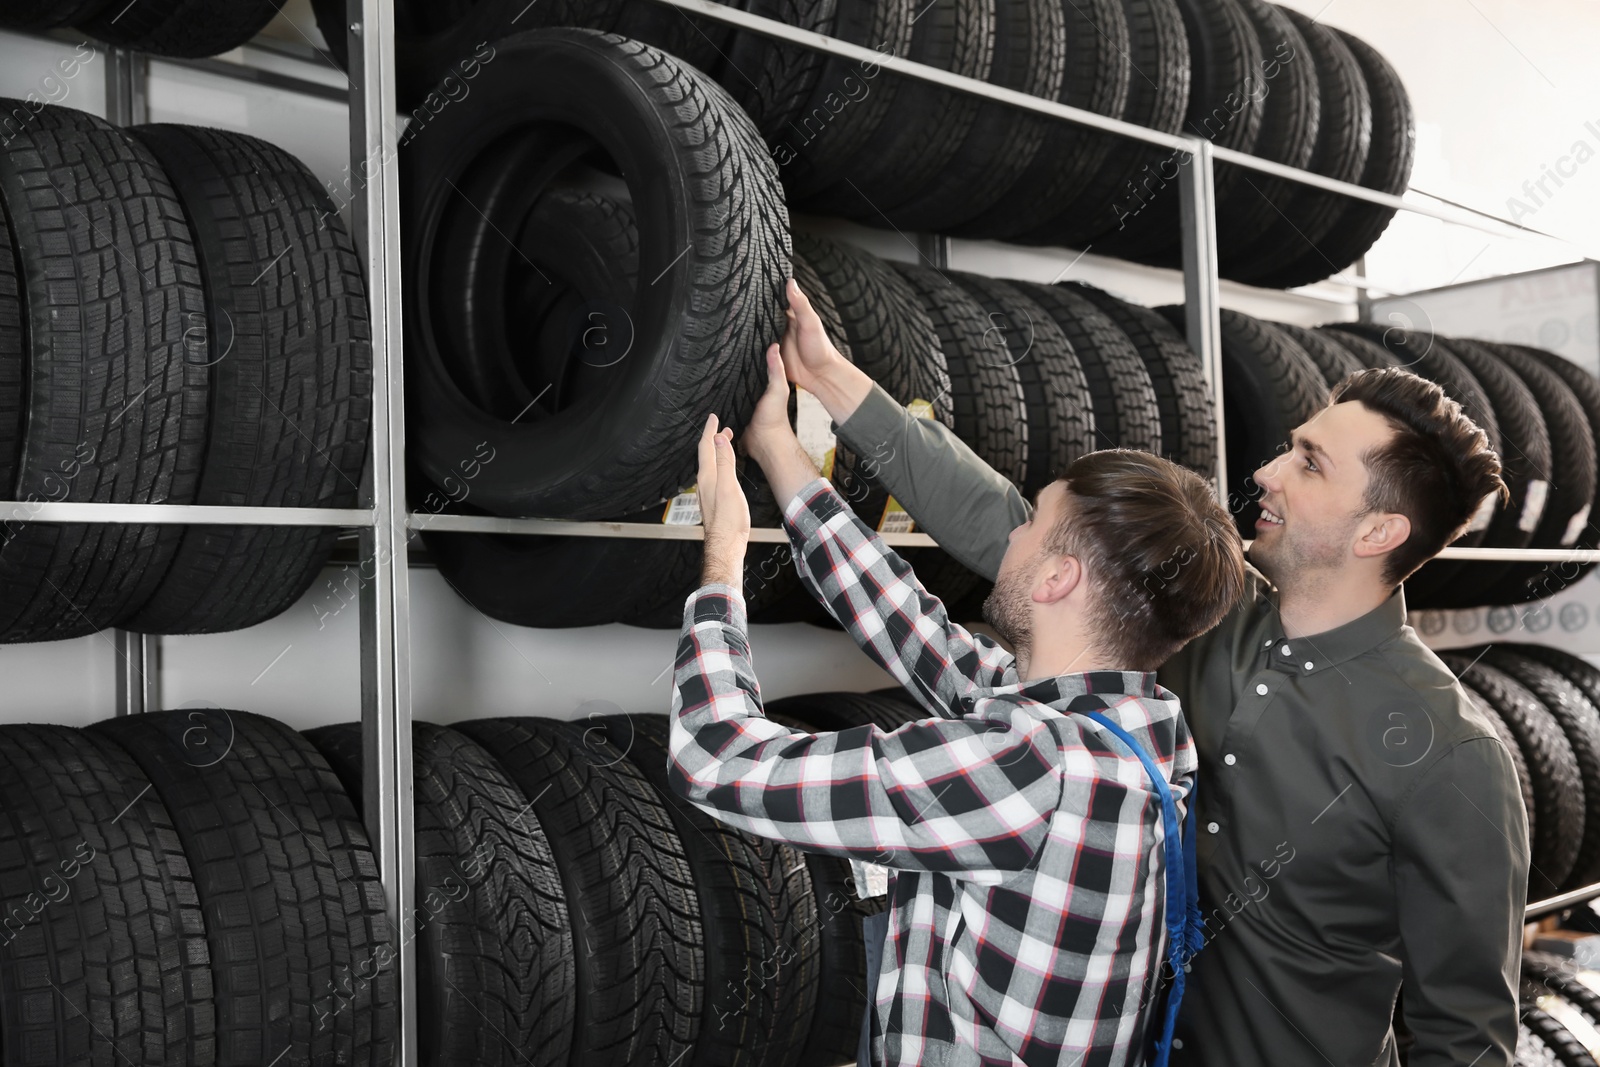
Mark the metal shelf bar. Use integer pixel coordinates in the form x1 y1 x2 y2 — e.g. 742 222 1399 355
0 502 373 525
648 0 1580 250
345 0 418 1064
1527 882 1600 921
409 512 940 546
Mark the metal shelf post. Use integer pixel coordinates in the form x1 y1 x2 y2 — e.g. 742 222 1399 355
346 1 417 1064
1179 140 1228 506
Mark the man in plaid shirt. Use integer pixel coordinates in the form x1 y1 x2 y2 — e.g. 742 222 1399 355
668 282 1247 1067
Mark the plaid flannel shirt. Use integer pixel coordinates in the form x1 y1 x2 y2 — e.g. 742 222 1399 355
668 477 1197 1067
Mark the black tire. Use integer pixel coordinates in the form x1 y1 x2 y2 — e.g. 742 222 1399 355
949 0 1132 241
1252 30 1414 289
1460 684 1537 853
0 725 213 1067
881 0 1066 233
1316 323 1404 371
713 0 834 143
598 714 818 1067
84 0 285 56
118 125 370 634
762 0 919 206
0 106 209 643
1229 10 1371 285
1426 336 1550 601
454 717 703 1067
1022 281 1163 453
954 273 1096 498
1090 0 1264 261
792 233 954 531
304 722 577 1067
403 29 788 520
1441 653 1583 898
1274 321 1364 387
1033 0 1191 248
89 709 395 1066
1505 644 1600 886
806 0 997 219
1520 344 1600 586
1524 952 1600 1028
1159 307 1325 536
611 0 737 75
891 262 1028 606
1064 283 1216 476
1480 649 1600 890
1475 341 1597 605
1211 0 1320 261
0 0 109 29
0 193 21 497
1521 1003 1600 1067
763 694 903 1067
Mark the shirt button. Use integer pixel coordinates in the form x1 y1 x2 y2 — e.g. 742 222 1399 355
1279 644 1292 655
1255 683 1268 696
1174 1039 1184 1050
1224 753 1237 766
1304 661 1314 670
1207 822 1220 834
1263 638 1273 648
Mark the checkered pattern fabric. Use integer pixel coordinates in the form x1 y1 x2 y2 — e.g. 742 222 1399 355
668 478 1198 1067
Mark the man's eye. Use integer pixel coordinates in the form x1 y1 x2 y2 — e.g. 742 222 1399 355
1304 457 1319 473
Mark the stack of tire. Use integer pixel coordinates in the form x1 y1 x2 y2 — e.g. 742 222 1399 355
420 209 1219 627
1519 951 1600 1067
1439 644 1600 901
0 0 287 56
0 693 915 1065
0 103 371 642
307 0 1413 291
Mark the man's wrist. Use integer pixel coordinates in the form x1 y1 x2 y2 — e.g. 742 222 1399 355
701 536 745 588
801 356 872 425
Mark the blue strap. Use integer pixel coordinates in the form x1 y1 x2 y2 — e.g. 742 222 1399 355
1081 711 1201 1067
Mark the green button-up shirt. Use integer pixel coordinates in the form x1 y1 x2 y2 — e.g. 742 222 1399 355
836 383 1528 1067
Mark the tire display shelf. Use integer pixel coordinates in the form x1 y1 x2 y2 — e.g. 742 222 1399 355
0 2 1597 1063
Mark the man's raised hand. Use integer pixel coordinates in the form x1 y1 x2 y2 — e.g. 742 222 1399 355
697 413 750 588
779 276 873 425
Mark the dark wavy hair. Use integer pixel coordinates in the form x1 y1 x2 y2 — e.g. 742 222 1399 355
1330 367 1508 586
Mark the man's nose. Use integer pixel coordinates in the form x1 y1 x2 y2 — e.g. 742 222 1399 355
1254 453 1285 491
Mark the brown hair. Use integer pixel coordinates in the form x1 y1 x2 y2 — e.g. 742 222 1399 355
1330 367 1508 586
1045 450 1246 670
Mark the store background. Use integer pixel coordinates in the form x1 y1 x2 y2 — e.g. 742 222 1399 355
1 0 1597 725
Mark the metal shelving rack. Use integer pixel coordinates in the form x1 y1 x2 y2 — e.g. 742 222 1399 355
0 1 1596 1060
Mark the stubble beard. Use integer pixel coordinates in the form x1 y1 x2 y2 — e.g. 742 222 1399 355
982 555 1036 657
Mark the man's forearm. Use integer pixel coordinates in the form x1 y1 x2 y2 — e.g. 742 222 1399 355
798 352 875 427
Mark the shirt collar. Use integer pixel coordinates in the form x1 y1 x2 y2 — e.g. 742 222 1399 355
1259 584 1408 675
985 669 1160 707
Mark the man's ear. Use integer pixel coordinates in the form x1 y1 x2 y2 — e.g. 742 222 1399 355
1353 512 1411 561
1032 554 1083 606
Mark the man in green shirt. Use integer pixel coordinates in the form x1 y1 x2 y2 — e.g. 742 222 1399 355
773 277 1528 1066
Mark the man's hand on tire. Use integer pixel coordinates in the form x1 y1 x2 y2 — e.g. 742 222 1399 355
780 276 873 424
697 413 751 589
745 346 824 513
